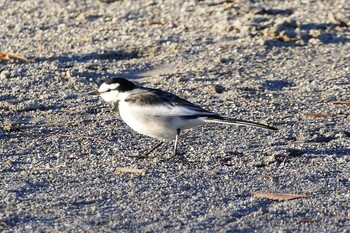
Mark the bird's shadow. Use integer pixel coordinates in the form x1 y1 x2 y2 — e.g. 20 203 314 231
305 147 350 158
44 50 143 63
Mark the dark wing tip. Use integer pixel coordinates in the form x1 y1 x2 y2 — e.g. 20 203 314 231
89 90 100 95
207 116 279 131
250 122 278 131
267 125 278 131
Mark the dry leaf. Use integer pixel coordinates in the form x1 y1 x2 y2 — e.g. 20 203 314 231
14 133 110 143
0 52 30 62
304 113 331 118
331 101 350 105
299 217 315 223
0 45 42 62
0 221 8 228
252 192 312 201
116 167 146 175
147 19 166 25
262 175 272 180
86 196 94 202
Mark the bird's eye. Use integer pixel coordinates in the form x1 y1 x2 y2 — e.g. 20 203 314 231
106 89 112 92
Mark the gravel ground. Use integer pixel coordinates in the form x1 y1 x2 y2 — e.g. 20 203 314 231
1 0 350 232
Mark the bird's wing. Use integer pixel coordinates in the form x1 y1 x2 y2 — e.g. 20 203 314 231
125 88 218 117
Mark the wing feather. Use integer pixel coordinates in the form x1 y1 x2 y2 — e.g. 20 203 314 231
125 88 217 117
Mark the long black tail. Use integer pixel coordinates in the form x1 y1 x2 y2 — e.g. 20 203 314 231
204 116 278 131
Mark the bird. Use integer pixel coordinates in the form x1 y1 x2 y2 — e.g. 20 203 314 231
89 78 278 157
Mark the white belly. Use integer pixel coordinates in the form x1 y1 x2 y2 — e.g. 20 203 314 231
118 102 204 139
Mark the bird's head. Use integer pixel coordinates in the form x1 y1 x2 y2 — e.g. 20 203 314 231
89 78 136 103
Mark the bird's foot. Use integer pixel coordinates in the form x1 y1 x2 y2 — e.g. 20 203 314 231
126 141 164 159
161 151 191 163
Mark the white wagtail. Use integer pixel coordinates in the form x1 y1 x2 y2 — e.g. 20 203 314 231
89 78 277 157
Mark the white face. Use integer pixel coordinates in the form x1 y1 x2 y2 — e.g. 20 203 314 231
98 83 120 103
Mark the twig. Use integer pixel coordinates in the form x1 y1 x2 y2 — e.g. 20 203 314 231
0 41 43 63
331 101 350 105
116 167 146 174
4 133 111 143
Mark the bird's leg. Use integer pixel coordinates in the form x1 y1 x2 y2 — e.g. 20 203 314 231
163 129 181 161
173 129 181 157
126 141 163 159
166 129 190 163
143 141 163 157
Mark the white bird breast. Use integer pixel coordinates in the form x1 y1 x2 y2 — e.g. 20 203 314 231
118 102 206 139
100 91 120 103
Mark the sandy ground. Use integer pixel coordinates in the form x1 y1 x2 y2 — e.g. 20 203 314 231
1 0 350 232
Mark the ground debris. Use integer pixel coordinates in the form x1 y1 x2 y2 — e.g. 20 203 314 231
252 192 313 201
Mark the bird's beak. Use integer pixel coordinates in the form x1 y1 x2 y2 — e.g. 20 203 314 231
89 90 100 96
